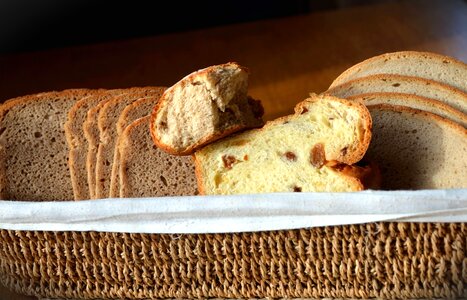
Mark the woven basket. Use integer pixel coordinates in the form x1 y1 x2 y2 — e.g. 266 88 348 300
0 223 466 299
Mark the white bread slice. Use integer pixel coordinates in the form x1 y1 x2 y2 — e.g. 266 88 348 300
151 63 264 155
65 90 124 200
95 87 165 199
347 92 467 128
194 95 372 195
118 116 198 197
365 104 467 189
325 74 467 114
0 89 95 201
330 51 467 92
109 96 166 198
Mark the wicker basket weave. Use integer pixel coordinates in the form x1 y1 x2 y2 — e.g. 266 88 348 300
0 222 466 299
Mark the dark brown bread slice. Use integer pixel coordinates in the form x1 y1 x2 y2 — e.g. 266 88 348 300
109 95 165 197
118 116 198 197
365 104 467 189
0 89 95 201
65 90 123 200
95 87 165 199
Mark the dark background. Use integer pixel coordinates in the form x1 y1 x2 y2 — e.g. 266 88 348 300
1 0 394 54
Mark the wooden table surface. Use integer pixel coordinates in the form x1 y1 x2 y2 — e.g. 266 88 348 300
1 0 466 299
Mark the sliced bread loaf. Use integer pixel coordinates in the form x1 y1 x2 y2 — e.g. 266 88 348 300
0 89 95 201
347 92 467 128
95 87 165 199
151 63 264 155
65 90 124 200
194 95 372 195
330 51 467 92
365 104 467 189
109 96 166 198
325 74 467 114
118 116 198 197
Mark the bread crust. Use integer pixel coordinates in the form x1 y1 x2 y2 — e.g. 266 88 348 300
330 51 467 90
326 74 467 114
193 94 373 195
150 63 263 155
348 92 467 128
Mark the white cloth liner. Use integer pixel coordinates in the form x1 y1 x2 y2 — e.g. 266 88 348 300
0 189 466 234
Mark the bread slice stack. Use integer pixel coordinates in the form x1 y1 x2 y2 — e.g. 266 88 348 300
0 87 199 201
325 51 467 189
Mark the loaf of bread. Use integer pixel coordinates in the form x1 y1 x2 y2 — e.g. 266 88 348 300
347 92 467 128
66 90 124 200
0 89 96 201
118 116 198 197
325 74 467 114
194 95 372 194
109 96 166 197
151 63 264 155
365 104 467 189
330 51 467 93
95 87 165 199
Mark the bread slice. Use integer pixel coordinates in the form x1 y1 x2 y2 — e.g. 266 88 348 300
0 89 95 201
95 87 165 199
109 95 166 198
194 95 372 195
347 92 467 128
151 62 264 155
118 116 198 197
325 74 467 114
65 90 124 200
330 51 467 92
83 97 113 199
365 104 467 189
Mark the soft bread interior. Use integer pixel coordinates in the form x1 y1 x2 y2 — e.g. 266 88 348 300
153 63 261 153
195 95 371 194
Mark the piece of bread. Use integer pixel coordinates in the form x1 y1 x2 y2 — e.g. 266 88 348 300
194 95 372 195
118 116 198 197
364 104 467 189
325 74 467 114
83 97 113 199
95 87 165 199
347 92 467 128
65 90 124 200
0 89 95 201
109 95 166 198
330 51 467 92
151 63 264 155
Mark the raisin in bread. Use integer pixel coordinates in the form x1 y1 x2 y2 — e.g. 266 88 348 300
365 104 467 189
151 62 264 155
194 95 372 194
330 51 467 93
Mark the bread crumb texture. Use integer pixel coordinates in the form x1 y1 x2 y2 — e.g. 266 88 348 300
195 95 371 194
